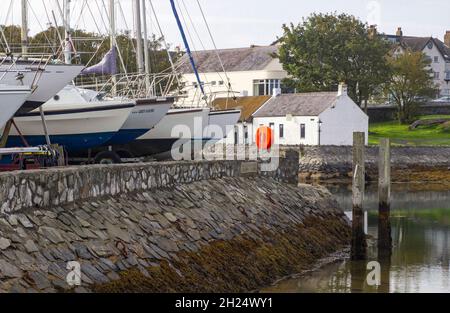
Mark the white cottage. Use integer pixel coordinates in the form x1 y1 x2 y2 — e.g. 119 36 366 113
252 85 369 146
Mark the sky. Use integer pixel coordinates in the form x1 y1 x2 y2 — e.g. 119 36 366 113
2 0 449 50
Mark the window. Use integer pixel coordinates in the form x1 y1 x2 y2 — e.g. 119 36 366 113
211 81 217 86
434 56 439 63
234 126 239 144
434 72 440 79
253 79 281 96
300 124 306 139
269 123 274 129
218 81 224 86
279 124 284 138
244 126 249 144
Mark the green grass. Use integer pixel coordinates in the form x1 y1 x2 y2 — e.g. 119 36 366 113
369 115 450 146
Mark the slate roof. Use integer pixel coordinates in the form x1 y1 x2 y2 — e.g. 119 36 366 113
253 92 338 118
212 96 271 122
387 35 450 62
178 46 278 74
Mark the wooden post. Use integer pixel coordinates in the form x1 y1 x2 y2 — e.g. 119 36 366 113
378 138 392 256
352 132 367 260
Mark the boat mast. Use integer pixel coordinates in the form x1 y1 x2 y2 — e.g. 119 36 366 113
64 0 72 64
134 0 145 74
110 0 117 96
169 0 206 101
21 0 28 59
141 0 152 96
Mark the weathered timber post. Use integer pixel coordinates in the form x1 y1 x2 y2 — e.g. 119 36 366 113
352 132 367 260
378 138 392 256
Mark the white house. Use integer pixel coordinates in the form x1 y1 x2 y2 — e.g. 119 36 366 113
252 85 369 146
211 95 271 144
386 28 450 97
176 45 287 107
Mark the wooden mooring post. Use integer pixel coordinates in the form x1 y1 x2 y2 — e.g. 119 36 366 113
351 132 367 260
378 138 392 256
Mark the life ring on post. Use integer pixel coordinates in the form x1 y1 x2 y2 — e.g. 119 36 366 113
256 126 273 150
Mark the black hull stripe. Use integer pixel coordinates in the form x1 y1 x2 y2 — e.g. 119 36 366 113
15 103 135 117
209 110 241 116
167 109 204 115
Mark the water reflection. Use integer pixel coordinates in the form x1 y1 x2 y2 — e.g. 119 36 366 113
263 185 450 293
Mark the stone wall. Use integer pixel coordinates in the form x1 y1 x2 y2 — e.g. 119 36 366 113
0 152 351 292
0 152 299 214
296 146 450 183
0 176 349 293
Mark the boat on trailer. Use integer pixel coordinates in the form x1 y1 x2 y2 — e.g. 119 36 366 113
6 87 135 153
120 107 211 159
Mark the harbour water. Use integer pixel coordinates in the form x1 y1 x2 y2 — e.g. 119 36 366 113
263 184 450 293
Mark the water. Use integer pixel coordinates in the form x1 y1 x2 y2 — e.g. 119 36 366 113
263 185 450 293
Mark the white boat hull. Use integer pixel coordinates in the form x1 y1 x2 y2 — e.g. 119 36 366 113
102 98 172 146
8 101 135 152
206 109 241 141
0 85 31 129
0 61 84 113
138 108 211 140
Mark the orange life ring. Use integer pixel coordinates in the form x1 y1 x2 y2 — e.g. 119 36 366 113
256 126 273 150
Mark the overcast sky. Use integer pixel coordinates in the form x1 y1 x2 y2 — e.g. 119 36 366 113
2 0 449 49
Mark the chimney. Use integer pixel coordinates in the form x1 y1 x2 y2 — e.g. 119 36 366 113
396 27 403 37
368 25 377 39
445 31 450 47
337 83 348 97
272 87 281 97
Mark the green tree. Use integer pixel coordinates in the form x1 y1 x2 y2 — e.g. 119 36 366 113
386 51 436 124
277 13 391 110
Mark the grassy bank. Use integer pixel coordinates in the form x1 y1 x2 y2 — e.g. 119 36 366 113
369 115 450 146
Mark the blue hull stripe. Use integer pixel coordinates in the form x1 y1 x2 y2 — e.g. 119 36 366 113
103 129 150 146
6 132 117 153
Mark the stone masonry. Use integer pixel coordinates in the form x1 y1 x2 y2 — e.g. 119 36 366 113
0 152 350 292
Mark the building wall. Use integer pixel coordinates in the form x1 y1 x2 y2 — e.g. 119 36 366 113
252 116 320 146
319 96 369 145
178 66 287 107
422 43 449 97
397 44 450 97
221 122 255 145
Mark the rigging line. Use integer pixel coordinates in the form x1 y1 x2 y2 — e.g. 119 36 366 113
27 0 57 55
196 0 235 98
73 0 88 32
147 0 180 87
171 0 207 104
85 1 103 36
103 0 128 76
176 0 212 99
93 0 109 35
117 0 136 53
4 0 14 27
179 0 222 94
41 0 53 28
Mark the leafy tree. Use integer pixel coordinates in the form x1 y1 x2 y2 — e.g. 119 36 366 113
385 51 436 124
277 13 391 110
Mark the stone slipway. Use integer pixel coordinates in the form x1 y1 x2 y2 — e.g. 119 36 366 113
0 156 350 293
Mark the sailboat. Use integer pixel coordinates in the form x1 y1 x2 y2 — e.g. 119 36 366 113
126 107 211 158
7 85 135 153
